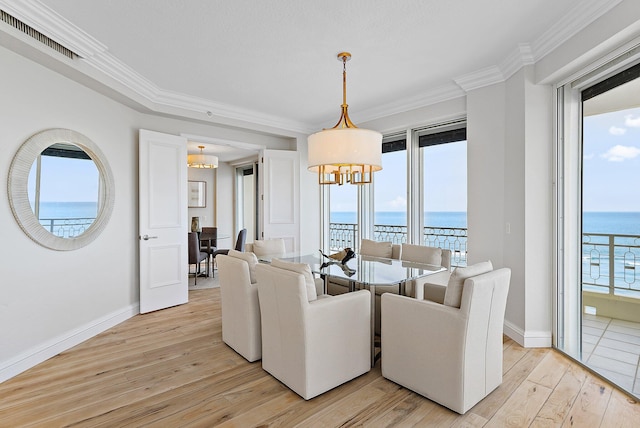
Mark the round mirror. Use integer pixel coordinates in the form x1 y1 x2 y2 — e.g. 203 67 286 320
8 129 115 251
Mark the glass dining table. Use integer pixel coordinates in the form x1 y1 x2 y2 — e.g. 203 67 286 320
261 252 446 366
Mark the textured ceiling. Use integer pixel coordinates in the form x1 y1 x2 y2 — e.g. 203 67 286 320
26 0 599 132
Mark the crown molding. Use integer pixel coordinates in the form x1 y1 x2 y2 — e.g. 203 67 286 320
0 0 315 135
453 0 622 93
531 0 624 62
1 0 626 130
500 43 536 81
454 66 505 92
324 82 465 129
81 51 313 134
0 0 106 57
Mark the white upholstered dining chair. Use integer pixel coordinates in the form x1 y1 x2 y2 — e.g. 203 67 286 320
255 263 371 400
381 264 510 414
217 251 261 362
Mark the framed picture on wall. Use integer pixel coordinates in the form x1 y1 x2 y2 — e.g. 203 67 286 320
188 181 206 208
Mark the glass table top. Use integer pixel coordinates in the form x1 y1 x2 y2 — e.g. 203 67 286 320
262 252 445 286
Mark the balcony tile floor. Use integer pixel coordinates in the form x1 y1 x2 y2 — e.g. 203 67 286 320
582 314 640 395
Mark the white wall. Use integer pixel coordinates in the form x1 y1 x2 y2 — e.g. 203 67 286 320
496 66 554 346
0 44 291 381
466 84 506 268
0 45 138 380
187 167 216 228
296 134 322 254
213 161 235 244
523 67 553 346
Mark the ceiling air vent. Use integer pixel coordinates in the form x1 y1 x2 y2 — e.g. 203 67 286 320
1 9 77 59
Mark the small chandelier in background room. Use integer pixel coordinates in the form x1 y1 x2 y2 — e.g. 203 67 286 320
307 52 382 185
187 145 218 168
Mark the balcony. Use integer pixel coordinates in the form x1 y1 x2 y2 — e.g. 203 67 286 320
580 232 640 397
329 222 467 267
39 217 96 238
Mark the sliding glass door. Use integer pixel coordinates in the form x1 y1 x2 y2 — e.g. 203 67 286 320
557 59 640 399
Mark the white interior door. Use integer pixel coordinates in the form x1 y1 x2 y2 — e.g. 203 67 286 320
139 129 188 313
260 149 300 251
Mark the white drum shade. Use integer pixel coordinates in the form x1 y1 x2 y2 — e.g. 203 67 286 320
187 153 218 168
307 128 382 172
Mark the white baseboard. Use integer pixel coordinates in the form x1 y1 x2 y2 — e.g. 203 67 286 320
0 303 139 383
504 320 552 348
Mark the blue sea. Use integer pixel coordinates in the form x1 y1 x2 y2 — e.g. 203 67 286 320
331 211 640 235
35 201 98 220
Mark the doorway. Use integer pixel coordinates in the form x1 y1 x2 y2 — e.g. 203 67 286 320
557 59 640 398
580 64 640 397
236 163 258 244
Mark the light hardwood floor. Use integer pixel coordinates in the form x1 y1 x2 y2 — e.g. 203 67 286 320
1 288 639 427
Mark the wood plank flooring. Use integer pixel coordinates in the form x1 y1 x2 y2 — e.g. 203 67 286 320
1 288 639 427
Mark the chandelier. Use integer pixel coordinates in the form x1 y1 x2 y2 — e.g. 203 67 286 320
187 145 218 169
307 52 382 185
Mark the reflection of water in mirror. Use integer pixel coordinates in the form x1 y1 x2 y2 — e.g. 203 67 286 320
27 143 100 238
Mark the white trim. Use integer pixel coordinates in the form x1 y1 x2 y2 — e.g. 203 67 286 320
0 0 107 57
504 320 552 348
350 83 465 127
0 303 139 383
499 44 535 82
453 0 623 92
454 66 504 93
181 134 266 152
504 320 525 346
0 0 622 130
531 0 624 62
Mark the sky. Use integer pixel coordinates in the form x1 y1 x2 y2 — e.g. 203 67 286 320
28 156 99 203
330 140 467 213
583 106 640 212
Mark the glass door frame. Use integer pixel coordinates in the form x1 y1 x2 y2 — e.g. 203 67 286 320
554 41 640 356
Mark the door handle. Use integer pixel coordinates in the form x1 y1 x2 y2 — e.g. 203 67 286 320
140 234 158 241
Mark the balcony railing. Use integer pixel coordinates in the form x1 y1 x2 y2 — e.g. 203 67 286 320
582 232 640 298
329 222 468 267
330 224 640 296
40 217 95 238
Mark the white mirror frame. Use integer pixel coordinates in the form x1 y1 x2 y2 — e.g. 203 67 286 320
8 128 115 251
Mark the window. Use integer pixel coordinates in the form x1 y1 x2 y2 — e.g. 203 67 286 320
374 137 407 244
324 121 467 261
420 127 467 266
328 182 358 251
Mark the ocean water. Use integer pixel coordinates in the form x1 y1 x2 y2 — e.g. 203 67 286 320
35 201 98 220
331 211 468 228
582 212 640 235
331 211 640 235
31 202 98 237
